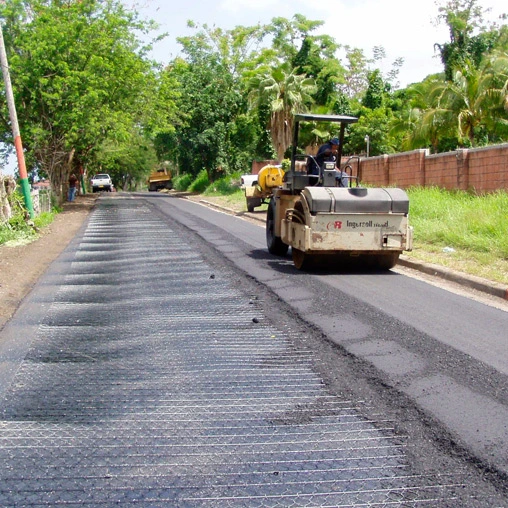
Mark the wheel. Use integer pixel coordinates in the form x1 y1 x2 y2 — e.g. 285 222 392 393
246 197 261 213
292 248 317 270
266 197 289 256
292 248 307 269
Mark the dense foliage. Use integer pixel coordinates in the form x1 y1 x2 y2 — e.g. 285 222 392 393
0 0 506 201
0 0 175 201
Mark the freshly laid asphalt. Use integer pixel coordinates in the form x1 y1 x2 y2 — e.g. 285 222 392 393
199 197 508 303
0 195 506 506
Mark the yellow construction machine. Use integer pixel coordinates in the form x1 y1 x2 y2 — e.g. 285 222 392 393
148 167 172 192
242 164 285 212
266 113 413 270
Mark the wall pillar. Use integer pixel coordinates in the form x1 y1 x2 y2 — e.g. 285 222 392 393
456 149 469 190
382 155 389 185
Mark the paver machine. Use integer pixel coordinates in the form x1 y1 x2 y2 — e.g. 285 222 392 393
266 113 413 270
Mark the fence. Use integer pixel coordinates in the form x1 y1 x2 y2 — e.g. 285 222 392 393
31 189 53 216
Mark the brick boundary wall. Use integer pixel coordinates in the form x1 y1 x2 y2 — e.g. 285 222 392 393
358 143 508 193
251 160 278 175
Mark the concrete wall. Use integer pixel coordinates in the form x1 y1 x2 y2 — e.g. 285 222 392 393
358 143 508 192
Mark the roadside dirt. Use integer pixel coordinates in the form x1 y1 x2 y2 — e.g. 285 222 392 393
0 194 99 332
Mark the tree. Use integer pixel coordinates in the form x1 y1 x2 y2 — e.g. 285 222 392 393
96 131 158 191
434 0 504 80
389 78 444 152
0 0 158 203
164 55 246 181
248 64 316 162
339 46 371 99
425 52 508 147
291 36 346 109
390 49 508 153
347 108 396 156
363 69 387 110
159 21 277 180
177 20 267 79
268 14 325 64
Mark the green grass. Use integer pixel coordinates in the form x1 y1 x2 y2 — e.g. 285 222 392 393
203 175 243 196
406 187 508 283
408 187 508 257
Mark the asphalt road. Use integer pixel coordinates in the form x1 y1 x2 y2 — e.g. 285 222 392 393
148 194 508 478
0 193 506 506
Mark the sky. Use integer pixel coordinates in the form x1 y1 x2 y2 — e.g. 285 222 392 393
130 0 507 88
2 0 506 176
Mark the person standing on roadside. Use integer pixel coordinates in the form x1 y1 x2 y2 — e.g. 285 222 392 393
68 173 78 202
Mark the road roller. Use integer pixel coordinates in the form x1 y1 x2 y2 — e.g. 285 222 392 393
266 113 413 270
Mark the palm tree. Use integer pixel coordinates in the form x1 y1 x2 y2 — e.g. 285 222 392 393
390 77 446 153
248 64 316 162
425 52 508 147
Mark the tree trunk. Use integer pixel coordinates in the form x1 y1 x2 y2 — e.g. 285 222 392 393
271 110 293 163
35 143 76 206
0 174 16 223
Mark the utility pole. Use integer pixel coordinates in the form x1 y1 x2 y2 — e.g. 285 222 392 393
0 23 34 218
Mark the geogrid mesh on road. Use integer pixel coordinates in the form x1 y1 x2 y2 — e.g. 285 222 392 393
0 197 487 506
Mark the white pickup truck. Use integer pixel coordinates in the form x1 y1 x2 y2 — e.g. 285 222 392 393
240 174 258 188
90 173 113 193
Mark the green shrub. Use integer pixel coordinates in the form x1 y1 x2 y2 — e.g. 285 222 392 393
34 211 55 229
203 175 241 196
188 170 209 193
173 174 193 191
0 191 56 246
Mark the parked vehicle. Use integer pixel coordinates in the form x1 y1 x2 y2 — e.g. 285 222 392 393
90 174 113 193
148 168 172 192
241 165 285 212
